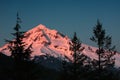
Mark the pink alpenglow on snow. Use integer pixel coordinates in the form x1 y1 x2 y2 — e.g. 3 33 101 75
0 24 120 67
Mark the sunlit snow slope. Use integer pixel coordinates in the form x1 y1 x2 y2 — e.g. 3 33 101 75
0 24 120 67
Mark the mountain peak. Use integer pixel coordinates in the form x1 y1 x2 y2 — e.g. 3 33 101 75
1 24 120 68
28 24 47 33
36 24 47 30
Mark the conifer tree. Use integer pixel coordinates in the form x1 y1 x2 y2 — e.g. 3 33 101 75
90 20 116 80
61 32 90 80
70 32 88 79
5 13 35 80
6 13 31 61
90 20 116 70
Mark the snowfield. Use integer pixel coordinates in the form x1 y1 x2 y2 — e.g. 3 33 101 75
0 24 120 68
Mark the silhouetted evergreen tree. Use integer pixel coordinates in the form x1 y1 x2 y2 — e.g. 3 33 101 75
90 20 116 80
70 32 90 80
6 13 31 61
61 32 90 80
5 13 39 80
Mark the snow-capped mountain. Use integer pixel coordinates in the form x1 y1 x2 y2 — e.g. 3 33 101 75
0 24 72 59
0 24 120 67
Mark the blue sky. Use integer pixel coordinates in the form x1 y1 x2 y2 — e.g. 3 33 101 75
0 0 120 51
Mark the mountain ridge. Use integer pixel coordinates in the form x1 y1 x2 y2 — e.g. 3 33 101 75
0 24 120 68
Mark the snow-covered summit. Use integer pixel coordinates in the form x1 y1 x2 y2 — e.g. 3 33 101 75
0 24 120 67
0 24 71 58
26 24 48 33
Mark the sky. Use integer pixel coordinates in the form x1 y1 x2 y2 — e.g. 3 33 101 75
0 0 120 51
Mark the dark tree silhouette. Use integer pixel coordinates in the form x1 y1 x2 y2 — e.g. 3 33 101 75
70 32 89 79
90 20 105 71
6 13 32 61
5 13 37 80
61 32 90 80
90 20 116 71
90 20 116 80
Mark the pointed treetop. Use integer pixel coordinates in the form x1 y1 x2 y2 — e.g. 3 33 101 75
72 32 79 44
16 12 22 24
14 12 22 31
96 19 102 27
73 32 77 40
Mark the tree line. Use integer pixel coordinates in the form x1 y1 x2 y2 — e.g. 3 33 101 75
0 14 120 80
60 20 118 80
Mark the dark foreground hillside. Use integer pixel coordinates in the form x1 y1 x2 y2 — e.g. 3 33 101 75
0 52 61 80
1 52 120 80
